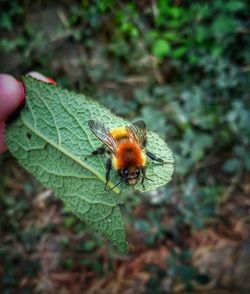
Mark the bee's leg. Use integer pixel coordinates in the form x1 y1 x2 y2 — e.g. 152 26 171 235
146 151 172 164
104 157 112 191
141 166 147 189
84 147 106 160
141 166 154 189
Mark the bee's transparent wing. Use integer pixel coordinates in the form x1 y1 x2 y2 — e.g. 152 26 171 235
127 120 147 147
88 120 116 154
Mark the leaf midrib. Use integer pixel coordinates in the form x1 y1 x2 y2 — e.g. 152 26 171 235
21 115 121 194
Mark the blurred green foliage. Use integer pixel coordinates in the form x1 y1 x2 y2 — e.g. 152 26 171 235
0 0 250 292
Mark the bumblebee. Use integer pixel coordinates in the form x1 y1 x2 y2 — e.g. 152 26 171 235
85 120 170 191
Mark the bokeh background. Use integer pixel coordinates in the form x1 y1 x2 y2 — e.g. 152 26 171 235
1 0 250 293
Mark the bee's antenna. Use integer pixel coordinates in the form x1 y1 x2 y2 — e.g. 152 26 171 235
106 177 127 192
145 176 154 182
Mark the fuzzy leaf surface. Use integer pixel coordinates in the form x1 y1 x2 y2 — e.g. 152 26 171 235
6 77 174 251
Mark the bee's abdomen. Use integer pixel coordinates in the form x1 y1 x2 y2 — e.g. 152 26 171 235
113 140 146 170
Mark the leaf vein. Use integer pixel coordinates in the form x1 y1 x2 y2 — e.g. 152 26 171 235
32 89 62 146
21 117 121 194
59 94 106 171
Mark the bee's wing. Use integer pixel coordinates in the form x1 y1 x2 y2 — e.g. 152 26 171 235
88 120 116 153
127 120 147 147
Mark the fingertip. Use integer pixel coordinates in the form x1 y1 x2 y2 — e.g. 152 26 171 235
27 72 57 85
0 74 25 120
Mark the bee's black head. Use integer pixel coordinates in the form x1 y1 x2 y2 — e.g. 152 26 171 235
119 167 141 185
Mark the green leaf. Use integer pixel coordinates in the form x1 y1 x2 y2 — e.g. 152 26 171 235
223 158 240 173
6 76 174 252
173 46 187 58
225 0 245 12
152 39 170 58
212 15 238 36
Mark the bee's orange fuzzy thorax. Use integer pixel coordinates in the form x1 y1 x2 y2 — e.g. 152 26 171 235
115 140 145 169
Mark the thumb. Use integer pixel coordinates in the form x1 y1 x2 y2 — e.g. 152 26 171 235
0 74 25 121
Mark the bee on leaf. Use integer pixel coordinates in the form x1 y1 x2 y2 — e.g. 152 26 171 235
85 120 171 191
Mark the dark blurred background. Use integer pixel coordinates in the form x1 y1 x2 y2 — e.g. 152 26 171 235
1 0 250 293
